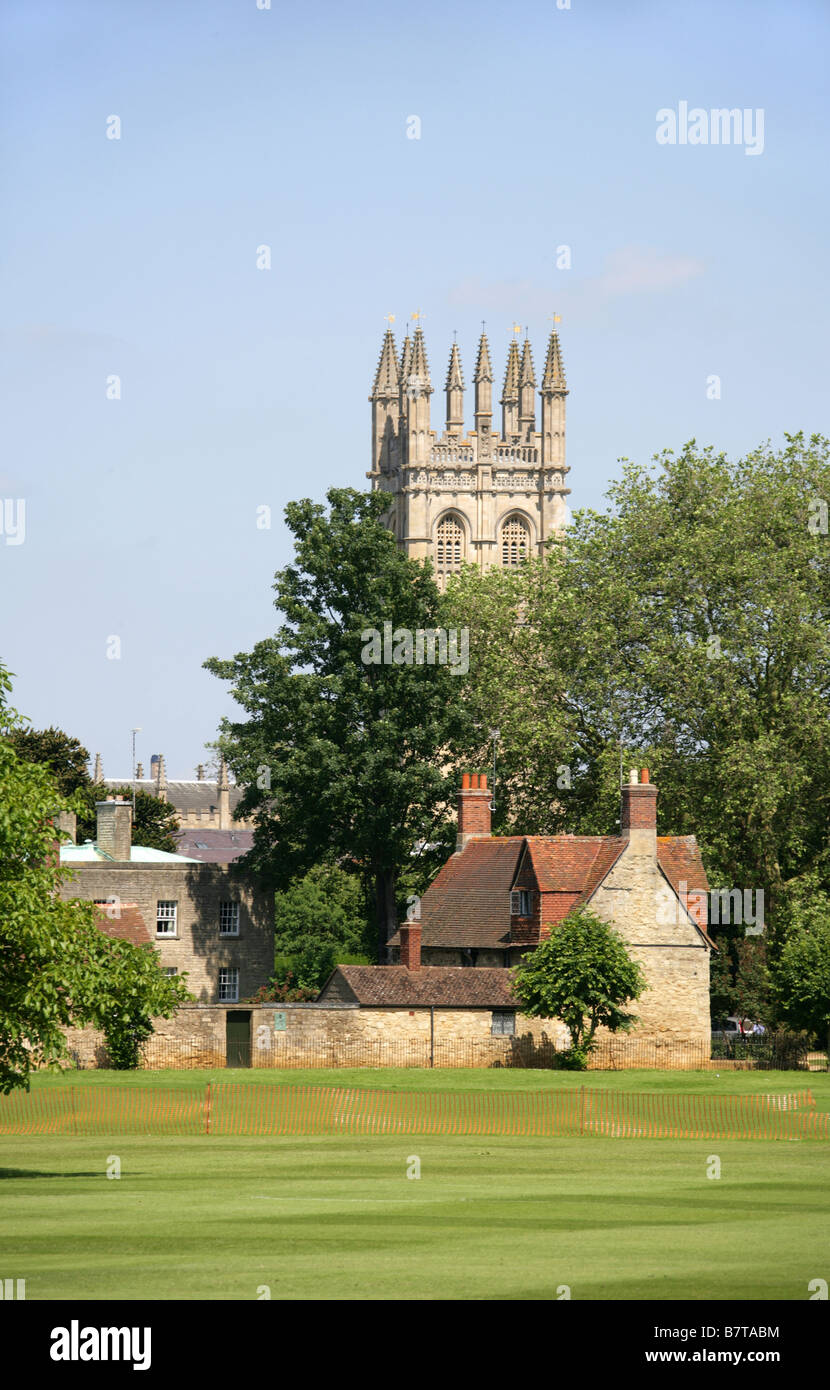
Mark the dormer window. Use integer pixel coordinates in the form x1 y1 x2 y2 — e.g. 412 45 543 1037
510 890 531 917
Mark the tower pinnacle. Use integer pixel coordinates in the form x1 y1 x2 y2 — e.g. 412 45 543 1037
445 342 464 434
500 338 520 439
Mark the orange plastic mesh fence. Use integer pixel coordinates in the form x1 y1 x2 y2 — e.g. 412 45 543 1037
0 1085 824 1139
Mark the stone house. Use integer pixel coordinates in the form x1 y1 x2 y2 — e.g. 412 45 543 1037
58 797 273 1005
93 751 256 862
317 924 568 1051
386 769 715 1047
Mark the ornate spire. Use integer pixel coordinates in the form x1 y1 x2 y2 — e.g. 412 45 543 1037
474 331 493 433
501 338 520 399
519 337 536 387
409 326 433 394
445 342 464 434
540 329 568 469
445 342 464 393
541 330 567 392
501 338 520 438
93 753 103 783
518 337 536 437
474 331 493 383
370 328 400 398
399 333 413 385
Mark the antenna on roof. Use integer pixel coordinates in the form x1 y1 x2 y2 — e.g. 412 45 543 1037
488 728 500 814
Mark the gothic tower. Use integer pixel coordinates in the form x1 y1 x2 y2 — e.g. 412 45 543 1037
368 323 570 586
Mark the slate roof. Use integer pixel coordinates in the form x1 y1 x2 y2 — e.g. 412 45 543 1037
175 828 254 864
319 965 518 1008
103 779 245 815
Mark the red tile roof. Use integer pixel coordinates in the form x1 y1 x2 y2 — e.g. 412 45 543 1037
319 966 518 1008
93 903 152 946
390 837 525 950
390 831 712 950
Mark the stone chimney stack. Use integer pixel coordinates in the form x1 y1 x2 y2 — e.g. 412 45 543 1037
218 755 230 830
155 755 168 803
92 753 103 783
456 772 492 852
399 923 422 970
620 767 657 857
150 754 160 780
96 796 132 861
55 810 76 845
196 764 205 781
135 762 144 780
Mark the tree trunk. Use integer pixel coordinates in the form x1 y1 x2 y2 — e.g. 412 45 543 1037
375 869 398 963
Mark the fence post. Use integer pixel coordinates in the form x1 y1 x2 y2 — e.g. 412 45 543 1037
204 1081 211 1136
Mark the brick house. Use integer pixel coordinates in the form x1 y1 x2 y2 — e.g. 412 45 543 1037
59 797 273 1005
385 769 715 1047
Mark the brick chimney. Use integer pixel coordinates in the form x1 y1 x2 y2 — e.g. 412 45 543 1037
399 923 421 970
96 796 132 861
620 767 657 856
456 772 492 852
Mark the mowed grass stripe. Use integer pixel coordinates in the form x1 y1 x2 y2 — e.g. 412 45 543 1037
1 1134 827 1301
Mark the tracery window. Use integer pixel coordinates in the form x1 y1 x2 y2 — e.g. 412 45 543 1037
501 514 530 568
435 515 464 574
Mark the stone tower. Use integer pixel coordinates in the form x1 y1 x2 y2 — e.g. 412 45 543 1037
368 324 570 585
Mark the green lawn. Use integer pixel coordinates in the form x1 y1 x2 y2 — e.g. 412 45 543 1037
2 1069 828 1300
2 1132 828 1300
24 1065 830 1107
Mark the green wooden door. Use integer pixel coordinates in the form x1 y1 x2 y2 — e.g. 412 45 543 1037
226 1011 251 1068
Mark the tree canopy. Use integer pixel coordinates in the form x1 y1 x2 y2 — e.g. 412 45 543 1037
0 667 189 1090
446 433 830 937
512 907 648 1066
205 488 476 956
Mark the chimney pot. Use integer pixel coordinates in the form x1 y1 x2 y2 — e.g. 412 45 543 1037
456 772 492 850
640 767 650 784
620 773 658 852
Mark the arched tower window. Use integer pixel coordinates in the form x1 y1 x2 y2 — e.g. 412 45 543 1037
500 514 530 568
435 514 465 575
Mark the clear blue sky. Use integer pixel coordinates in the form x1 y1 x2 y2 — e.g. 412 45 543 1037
2 0 828 778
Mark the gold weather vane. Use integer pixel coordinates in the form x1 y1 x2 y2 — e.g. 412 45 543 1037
384 313 395 326
512 322 521 336
549 312 562 329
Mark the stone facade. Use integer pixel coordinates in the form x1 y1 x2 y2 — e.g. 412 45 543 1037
59 860 273 1005
390 769 714 1049
369 325 569 585
60 1001 569 1070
